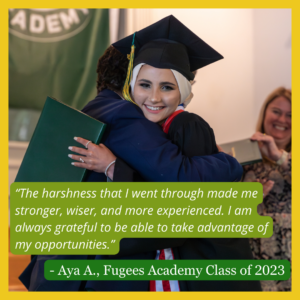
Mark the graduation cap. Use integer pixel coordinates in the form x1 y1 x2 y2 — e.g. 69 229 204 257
113 15 223 104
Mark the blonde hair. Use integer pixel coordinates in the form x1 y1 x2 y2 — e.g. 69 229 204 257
256 87 291 152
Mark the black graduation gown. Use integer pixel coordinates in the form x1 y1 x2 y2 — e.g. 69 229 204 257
110 111 261 291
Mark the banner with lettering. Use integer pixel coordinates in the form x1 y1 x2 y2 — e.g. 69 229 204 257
9 9 109 110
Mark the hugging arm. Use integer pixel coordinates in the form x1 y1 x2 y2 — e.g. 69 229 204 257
112 112 220 182
103 104 243 183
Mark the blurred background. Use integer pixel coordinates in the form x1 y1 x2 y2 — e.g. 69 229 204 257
8 9 291 290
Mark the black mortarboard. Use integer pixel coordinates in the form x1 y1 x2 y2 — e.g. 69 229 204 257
113 15 223 81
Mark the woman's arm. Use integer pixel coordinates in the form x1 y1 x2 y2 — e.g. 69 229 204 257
69 140 117 180
69 112 234 182
250 132 290 170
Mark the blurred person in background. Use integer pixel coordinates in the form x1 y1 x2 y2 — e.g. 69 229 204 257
243 87 291 291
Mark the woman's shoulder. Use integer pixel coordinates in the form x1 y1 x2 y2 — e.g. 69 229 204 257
168 111 218 156
171 111 211 128
82 89 145 124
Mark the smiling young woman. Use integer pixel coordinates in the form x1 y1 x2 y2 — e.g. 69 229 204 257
263 96 291 151
257 87 291 152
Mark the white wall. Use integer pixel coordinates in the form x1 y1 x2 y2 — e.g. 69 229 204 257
126 9 291 144
253 9 291 121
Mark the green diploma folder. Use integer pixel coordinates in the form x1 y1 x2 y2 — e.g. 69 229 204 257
15 97 106 182
219 138 262 166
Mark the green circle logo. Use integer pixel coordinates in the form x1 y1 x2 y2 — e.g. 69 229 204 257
9 9 92 43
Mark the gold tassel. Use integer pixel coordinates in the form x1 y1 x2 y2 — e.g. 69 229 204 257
122 33 138 106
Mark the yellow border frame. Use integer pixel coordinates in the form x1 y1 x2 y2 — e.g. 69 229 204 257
3 2 298 299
